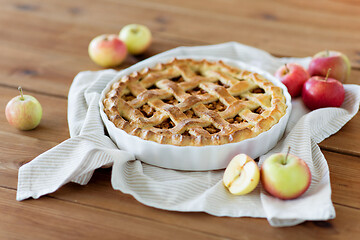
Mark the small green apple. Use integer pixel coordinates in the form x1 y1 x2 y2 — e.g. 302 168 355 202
5 87 42 130
260 149 311 200
119 24 152 55
223 154 260 195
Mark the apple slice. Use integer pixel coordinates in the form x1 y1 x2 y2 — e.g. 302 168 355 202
223 154 260 195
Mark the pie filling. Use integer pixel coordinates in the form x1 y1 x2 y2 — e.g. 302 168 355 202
204 100 226 112
154 118 175 129
140 104 154 118
104 58 287 146
226 116 247 124
186 87 207 95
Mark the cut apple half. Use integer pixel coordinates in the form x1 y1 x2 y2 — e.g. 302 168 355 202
223 154 260 195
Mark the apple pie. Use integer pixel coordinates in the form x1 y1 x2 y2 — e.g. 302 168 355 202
103 58 287 146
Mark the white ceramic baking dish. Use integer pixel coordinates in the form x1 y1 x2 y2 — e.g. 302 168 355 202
99 56 292 171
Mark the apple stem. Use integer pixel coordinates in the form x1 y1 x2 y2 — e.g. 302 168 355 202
131 27 139 34
18 86 24 101
325 68 332 82
284 63 289 74
283 146 291 165
326 49 329 57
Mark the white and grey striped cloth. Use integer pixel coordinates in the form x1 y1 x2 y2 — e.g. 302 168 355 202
17 42 360 227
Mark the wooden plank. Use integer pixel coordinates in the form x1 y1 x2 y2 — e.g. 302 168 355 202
0 141 358 238
23 167 360 239
0 86 69 188
0 0 359 98
0 0 196 96
0 187 222 240
4 0 357 67
320 113 360 156
0 36 188 98
13 150 355 238
0 87 69 143
347 69 360 85
0 0 358 238
326 151 360 209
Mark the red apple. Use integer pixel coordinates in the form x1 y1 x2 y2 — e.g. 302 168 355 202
88 34 127 68
308 50 351 82
5 87 42 130
275 63 309 97
261 149 311 200
302 69 345 110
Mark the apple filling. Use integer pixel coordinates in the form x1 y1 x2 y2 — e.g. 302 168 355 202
195 70 204 76
204 100 226 112
204 124 221 134
182 130 191 136
170 76 185 83
123 93 136 101
253 107 264 114
184 109 199 118
148 84 159 90
216 80 230 88
154 118 175 129
233 96 249 101
139 104 155 118
226 116 247 124
251 87 265 94
163 96 179 105
186 87 207 95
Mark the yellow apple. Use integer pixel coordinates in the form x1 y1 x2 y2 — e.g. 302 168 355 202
260 151 311 200
5 87 42 130
223 154 260 195
119 24 152 55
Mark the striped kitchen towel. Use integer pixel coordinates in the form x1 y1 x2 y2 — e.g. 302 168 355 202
16 42 360 227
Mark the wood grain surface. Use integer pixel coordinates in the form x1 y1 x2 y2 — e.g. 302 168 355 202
0 0 359 239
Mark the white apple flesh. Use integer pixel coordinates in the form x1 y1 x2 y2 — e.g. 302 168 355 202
223 154 260 195
261 152 311 200
119 24 152 55
5 87 42 130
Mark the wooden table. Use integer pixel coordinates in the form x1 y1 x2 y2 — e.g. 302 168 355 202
1 0 359 239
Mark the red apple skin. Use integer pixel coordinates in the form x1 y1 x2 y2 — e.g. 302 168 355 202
302 76 345 110
275 63 309 98
88 34 127 68
308 51 351 83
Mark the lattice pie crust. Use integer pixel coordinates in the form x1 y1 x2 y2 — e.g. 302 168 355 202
103 58 287 146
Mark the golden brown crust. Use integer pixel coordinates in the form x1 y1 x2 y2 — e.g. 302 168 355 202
103 58 287 146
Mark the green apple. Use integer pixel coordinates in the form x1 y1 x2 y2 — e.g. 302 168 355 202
260 151 311 200
88 34 127 68
223 154 260 195
119 24 152 55
5 87 42 130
